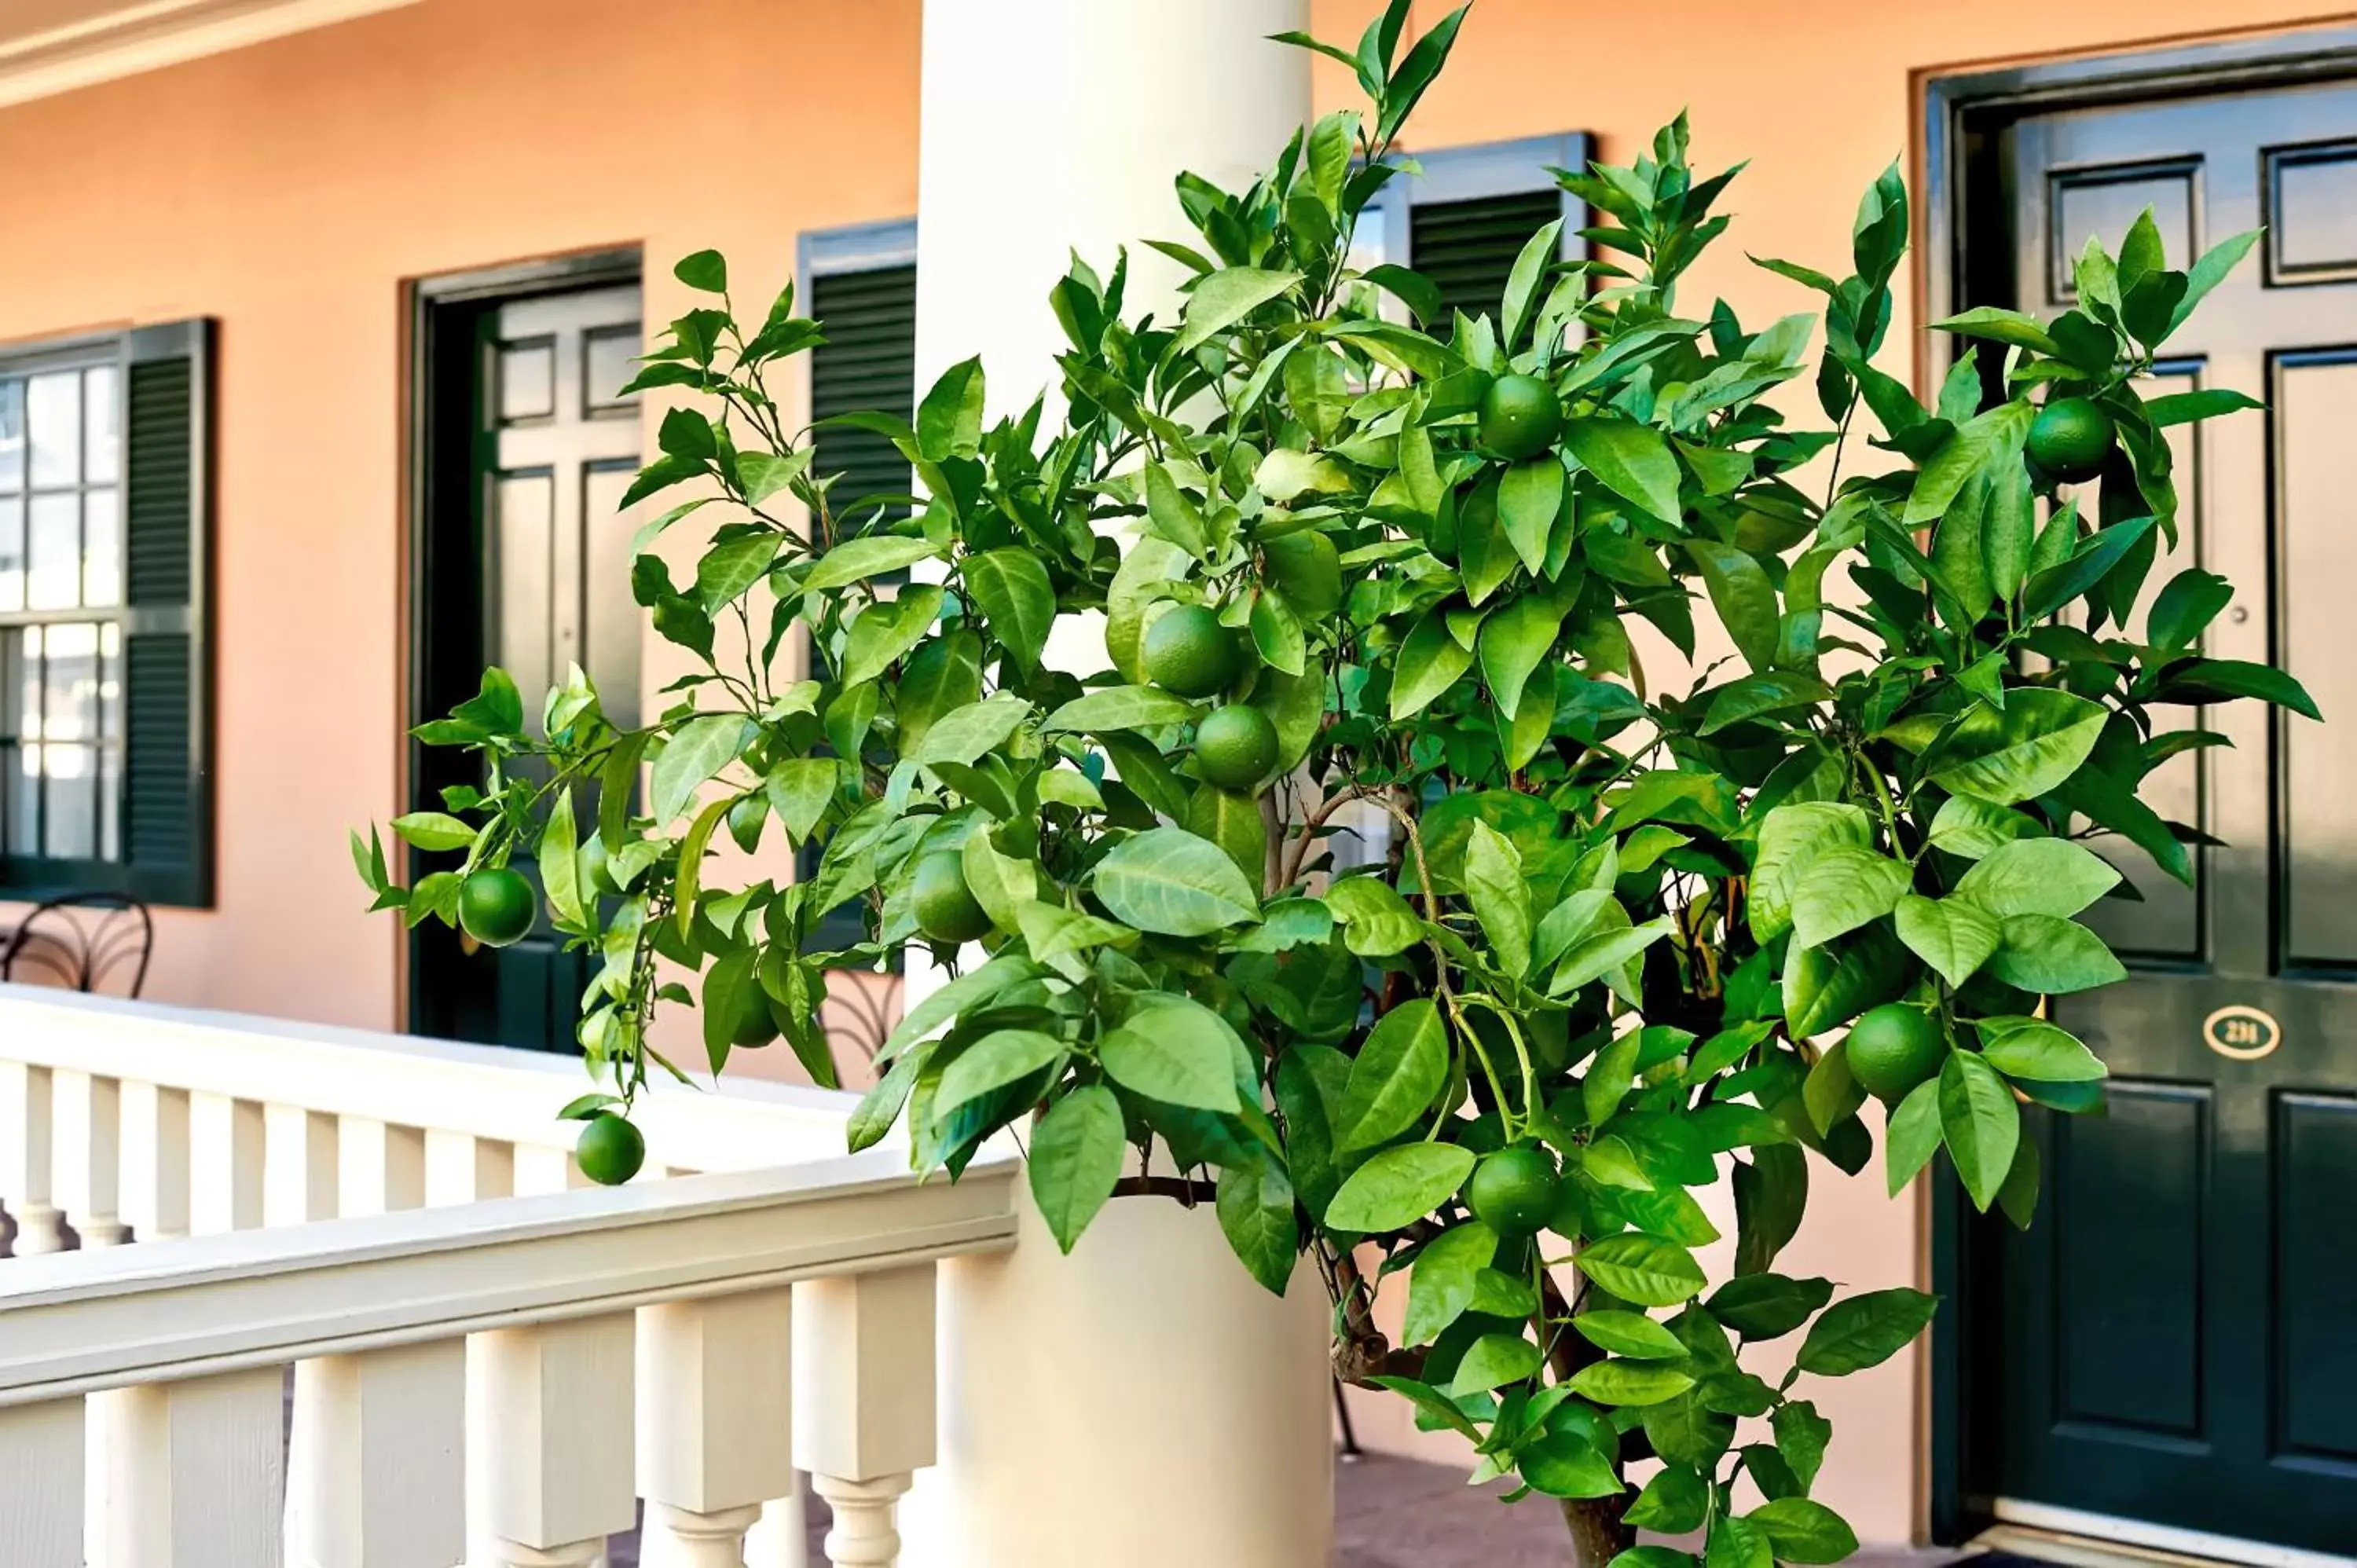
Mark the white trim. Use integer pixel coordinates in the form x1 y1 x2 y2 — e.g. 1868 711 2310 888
1365 131 1593 273
800 218 920 284
0 1146 1018 1405
1991 1498 2356 1568
0 0 426 109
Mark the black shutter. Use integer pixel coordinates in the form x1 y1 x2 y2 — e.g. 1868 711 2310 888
1408 188 1565 332
801 263 915 956
121 320 213 907
809 263 917 525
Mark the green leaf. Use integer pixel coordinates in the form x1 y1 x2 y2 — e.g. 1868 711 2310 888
2145 387 2264 427
876 952 1040 1063
1978 1016 2107 1083
1988 914 2127 994
963 548 1058 670
1939 1049 2020 1211
764 758 837 845
1706 1273 1834 1341
1569 1360 1695 1407
1626 1465 1710 1532
1092 827 1259 936
917 357 984 461
1684 540 1779 671
1326 876 1424 959
1773 1400 1833 1490
1892 893 2001 990
2022 514 2157 623
1709 1514 1773 1568
1178 266 1303 354
1098 997 1244 1114
1402 1221 1495 1345
2156 657 2322 720
1391 611 1475 720
539 791 584 929
1926 688 2108 805
1700 672 1834 735
1747 1498 1859 1564
1573 1310 1690 1361
650 714 751 826
1217 1156 1299 1295
1789 848 1911 949
1749 802 1873 943
1552 916 1675 997
912 694 1032 767
1497 457 1564 573
1954 837 2121 918
935 1028 1063 1119
1449 1331 1543 1396
1043 685 1198 733
1925 796 2036 859
1904 399 2033 528
896 630 985 753
1334 998 1449 1151
839 585 944 687
1575 1232 1707 1307
1029 1084 1126 1252
2167 228 2262 338
1794 1287 1940 1376
1520 1434 1623 1500
1566 417 1682 524
1478 595 1567 723
1501 218 1567 350
389 811 477 852
805 535 941 590
695 534 779 613
1261 530 1343 618
673 248 727 292
1884 1078 1944 1197
1144 463 1209 558
1464 821 1532 978
1929 306 2062 356
1325 1141 1477 1233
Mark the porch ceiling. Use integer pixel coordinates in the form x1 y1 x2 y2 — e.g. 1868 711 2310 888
0 0 426 110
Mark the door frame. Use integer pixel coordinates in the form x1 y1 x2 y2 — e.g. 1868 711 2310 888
1921 23 2357 1548
398 245 640 1035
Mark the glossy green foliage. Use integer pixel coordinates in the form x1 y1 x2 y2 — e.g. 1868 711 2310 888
354 2 2311 1557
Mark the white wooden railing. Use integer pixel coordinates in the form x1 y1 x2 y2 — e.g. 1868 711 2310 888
0 986 996 1567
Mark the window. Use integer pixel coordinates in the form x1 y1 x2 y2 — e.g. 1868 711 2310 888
797 220 916 954
0 321 212 905
1365 133 1593 335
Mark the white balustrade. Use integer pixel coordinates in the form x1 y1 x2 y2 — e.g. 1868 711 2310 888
0 984 1006 1568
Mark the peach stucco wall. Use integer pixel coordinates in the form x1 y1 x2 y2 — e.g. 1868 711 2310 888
2 0 2349 1545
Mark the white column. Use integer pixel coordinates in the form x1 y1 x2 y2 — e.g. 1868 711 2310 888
904 5 1334 1565
100 1365 288 1567
53 1068 128 1247
121 1080 192 1241
478 1313 636 1566
189 1091 264 1236
0 1396 85 1568
637 1288 796 1566
284 1339 467 1568
794 1266 936 1568
0 1060 67 1254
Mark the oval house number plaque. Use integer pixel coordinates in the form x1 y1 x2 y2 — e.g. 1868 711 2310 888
2202 1004 2282 1061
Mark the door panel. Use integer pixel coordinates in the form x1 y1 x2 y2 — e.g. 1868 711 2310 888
1965 77 2357 1555
412 277 640 1053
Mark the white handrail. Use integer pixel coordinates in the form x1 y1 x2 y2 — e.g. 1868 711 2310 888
0 983 860 1170
0 1147 1016 1405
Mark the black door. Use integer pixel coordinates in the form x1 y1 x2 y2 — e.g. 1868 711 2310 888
1948 71 2357 1555
411 270 642 1052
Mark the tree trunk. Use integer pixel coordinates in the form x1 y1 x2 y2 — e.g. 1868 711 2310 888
1561 1493 1634 1567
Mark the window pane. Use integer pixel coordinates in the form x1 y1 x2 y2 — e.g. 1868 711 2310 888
100 621 121 742
42 742 96 860
585 326 640 412
100 742 119 860
500 339 555 422
27 372 79 489
26 493 79 609
83 365 119 485
11 744 37 856
82 488 120 606
0 380 21 493
0 494 21 612
42 621 99 745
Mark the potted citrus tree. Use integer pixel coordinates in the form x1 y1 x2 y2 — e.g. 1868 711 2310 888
358 3 2311 1557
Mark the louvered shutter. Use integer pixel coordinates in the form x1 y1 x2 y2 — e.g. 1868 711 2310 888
122 320 213 907
802 264 915 955
1408 188 1565 332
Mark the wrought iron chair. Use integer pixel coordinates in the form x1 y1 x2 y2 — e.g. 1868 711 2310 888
0 892 155 998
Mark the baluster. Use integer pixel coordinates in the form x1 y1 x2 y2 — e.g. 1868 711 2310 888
478 1313 636 1567
53 1068 128 1247
512 1143 585 1196
121 1081 192 1241
337 1117 426 1218
264 1104 340 1227
284 1339 466 1568
744 1487 810 1568
424 1130 516 1568
637 1288 795 1566
0 1396 84 1568
794 1266 937 1568
97 1365 287 1566
189 1092 264 1235
0 1060 66 1255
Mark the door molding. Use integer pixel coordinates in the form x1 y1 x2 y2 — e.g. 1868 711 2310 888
1921 27 2357 1545
396 246 640 1033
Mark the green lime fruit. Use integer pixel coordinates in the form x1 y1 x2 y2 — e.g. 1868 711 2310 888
2026 396 2114 485
911 851 994 944
1465 1144 1562 1237
1846 1003 1948 1103
1193 704 1279 791
1478 373 1563 461
457 867 536 948
575 1112 646 1186
728 982 780 1048
579 833 619 897
1143 604 1243 698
